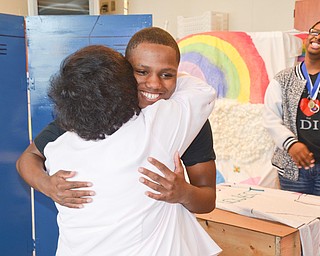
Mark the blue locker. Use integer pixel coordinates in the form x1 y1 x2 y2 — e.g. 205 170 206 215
1 13 151 255
0 14 32 255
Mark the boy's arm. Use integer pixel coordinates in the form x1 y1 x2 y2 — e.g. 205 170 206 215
16 142 94 208
184 120 216 213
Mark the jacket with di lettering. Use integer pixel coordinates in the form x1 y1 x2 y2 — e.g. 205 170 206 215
263 63 306 181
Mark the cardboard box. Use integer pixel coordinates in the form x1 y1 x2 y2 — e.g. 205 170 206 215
197 209 301 256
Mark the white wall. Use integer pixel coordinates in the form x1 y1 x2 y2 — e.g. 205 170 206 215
0 0 296 39
0 0 28 16
128 0 296 39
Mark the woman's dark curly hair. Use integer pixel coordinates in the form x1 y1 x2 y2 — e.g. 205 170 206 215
48 45 140 141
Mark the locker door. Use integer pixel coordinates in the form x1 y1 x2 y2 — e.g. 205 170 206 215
26 14 152 255
0 13 32 255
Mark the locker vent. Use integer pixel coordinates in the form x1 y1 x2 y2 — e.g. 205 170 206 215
0 43 7 55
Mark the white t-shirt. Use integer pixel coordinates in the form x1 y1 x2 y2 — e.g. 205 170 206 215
44 75 221 256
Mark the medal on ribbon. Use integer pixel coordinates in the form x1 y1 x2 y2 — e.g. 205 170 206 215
308 99 320 113
301 62 320 114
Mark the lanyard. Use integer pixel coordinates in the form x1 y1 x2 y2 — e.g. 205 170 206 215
301 61 320 100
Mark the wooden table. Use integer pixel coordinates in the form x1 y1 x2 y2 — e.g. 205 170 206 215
197 209 301 256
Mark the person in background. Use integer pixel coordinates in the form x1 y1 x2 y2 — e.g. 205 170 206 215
263 21 320 196
16 27 217 212
41 44 221 255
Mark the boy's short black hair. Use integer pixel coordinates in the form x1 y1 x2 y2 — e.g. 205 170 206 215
125 27 180 64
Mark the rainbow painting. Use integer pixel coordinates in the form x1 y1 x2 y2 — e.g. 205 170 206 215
178 32 269 104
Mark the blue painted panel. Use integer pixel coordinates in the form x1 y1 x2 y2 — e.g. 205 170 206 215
91 14 153 54
0 13 25 37
0 14 32 255
26 14 152 256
